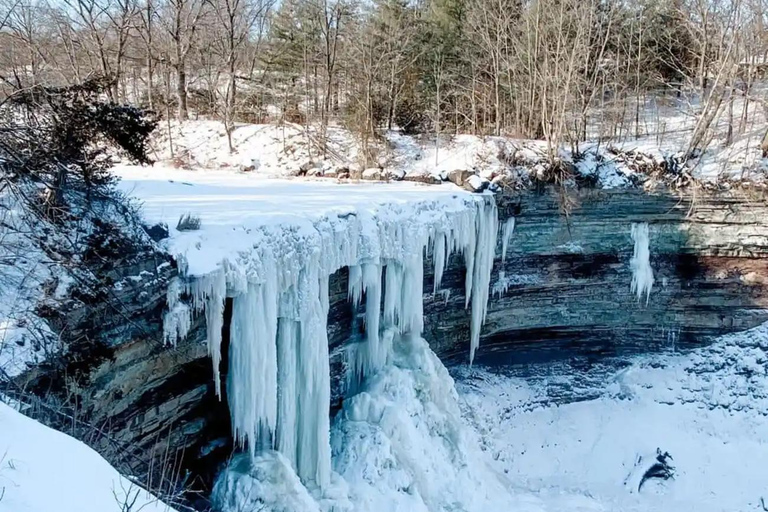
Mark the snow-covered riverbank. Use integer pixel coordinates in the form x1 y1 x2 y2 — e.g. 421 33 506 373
457 322 768 512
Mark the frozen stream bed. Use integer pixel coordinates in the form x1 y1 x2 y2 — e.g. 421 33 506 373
456 323 768 512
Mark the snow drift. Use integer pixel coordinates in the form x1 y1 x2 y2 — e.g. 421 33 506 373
0 400 174 512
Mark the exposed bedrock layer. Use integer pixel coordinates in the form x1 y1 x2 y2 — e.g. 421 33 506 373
16 186 768 502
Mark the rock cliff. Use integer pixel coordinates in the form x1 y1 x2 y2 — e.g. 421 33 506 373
14 186 768 506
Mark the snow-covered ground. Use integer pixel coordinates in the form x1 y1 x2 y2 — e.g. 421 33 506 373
115 165 481 276
0 399 174 512
143 94 768 190
0 189 57 379
457 323 768 512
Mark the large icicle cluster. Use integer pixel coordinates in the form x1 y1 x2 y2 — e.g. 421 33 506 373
630 222 654 304
164 194 499 490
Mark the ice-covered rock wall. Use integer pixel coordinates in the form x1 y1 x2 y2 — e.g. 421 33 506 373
163 195 499 487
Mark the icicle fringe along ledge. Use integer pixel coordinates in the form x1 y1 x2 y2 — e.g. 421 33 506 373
162 193 499 489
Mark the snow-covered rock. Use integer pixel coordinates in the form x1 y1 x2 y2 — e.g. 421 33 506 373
362 168 383 180
463 174 490 193
445 169 474 187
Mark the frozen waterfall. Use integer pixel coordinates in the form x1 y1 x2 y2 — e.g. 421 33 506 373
163 193 499 489
630 222 654 304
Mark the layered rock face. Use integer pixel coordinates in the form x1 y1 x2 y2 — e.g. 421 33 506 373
430 188 768 365
16 186 768 503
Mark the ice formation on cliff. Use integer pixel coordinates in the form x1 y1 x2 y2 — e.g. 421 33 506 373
164 193 499 489
630 222 654 304
493 216 516 298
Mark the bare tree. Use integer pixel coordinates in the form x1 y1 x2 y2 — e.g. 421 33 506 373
158 0 208 120
212 0 272 150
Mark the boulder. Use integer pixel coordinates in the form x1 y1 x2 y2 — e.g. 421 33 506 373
387 169 406 181
143 223 169 242
362 168 383 180
462 174 490 193
445 169 474 187
403 171 441 185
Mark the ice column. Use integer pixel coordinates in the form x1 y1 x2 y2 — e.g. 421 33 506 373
630 222 654 304
468 198 499 363
228 279 279 455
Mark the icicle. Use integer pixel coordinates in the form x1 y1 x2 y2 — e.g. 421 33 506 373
433 233 447 294
401 252 425 335
494 216 516 299
228 278 279 456
276 317 299 466
295 269 331 488
162 277 191 346
348 265 363 306
630 222 654 305
463 222 477 309
204 273 227 397
163 302 191 346
469 198 499 364
318 274 330 318
383 262 403 329
500 217 516 265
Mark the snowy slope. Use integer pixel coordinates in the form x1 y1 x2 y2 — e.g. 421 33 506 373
0 189 57 379
143 113 768 190
0 401 174 512
457 322 768 512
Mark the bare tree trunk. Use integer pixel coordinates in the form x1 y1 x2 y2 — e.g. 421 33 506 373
177 63 188 120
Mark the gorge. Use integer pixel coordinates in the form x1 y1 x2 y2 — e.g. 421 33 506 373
13 173 768 510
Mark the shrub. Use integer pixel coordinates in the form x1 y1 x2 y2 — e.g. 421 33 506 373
176 213 201 231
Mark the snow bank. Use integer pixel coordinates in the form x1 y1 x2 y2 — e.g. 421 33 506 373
0 401 174 512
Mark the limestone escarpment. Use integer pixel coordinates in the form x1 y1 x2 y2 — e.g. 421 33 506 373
12 186 768 505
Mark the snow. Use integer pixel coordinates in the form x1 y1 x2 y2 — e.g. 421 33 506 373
0 189 55 379
457 321 768 512
116 165 499 490
148 121 360 177
630 222 655 304
0 400 174 512
147 91 768 193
